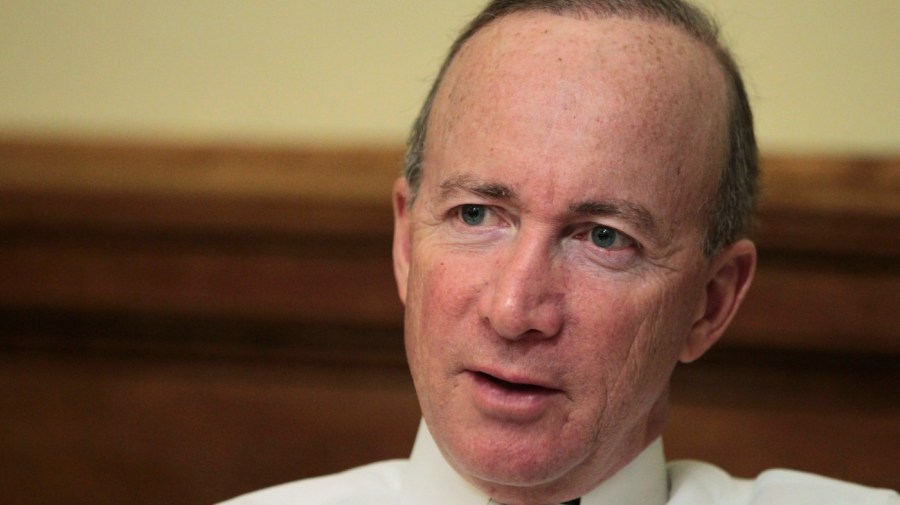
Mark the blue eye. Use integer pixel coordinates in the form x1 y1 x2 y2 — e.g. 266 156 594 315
460 204 487 225
590 225 622 249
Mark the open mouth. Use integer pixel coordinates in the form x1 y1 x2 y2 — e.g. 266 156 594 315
474 371 556 394
469 370 561 421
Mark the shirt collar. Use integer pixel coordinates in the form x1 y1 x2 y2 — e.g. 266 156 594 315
404 420 486 504
403 420 669 505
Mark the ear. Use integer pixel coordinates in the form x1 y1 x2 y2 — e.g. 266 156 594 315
392 177 413 305
680 239 757 363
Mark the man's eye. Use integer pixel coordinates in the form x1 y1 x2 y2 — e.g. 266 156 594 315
590 225 632 250
459 204 488 226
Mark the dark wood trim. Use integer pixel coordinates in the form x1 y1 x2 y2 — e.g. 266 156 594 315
756 155 900 257
2 137 898 355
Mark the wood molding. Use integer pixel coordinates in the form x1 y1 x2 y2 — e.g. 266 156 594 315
756 155 900 257
1 137 899 355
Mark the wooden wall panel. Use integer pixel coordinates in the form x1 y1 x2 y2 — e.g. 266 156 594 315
0 352 420 505
0 138 897 503
665 351 899 489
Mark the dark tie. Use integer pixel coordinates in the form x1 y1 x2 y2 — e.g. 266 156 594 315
489 498 580 504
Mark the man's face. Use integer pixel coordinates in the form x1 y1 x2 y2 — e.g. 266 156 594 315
393 12 741 502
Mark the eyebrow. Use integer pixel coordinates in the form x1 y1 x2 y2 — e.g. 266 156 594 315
439 175 517 201
571 200 660 240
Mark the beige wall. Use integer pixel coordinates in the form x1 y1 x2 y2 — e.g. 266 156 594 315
1 0 898 154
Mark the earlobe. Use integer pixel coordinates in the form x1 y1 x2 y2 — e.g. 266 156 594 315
392 177 412 305
680 239 757 363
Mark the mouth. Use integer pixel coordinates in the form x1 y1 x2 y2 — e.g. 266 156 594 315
467 369 563 422
473 371 559 394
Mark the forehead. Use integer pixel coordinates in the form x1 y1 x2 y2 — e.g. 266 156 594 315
423 12 729 225
437 11 727 127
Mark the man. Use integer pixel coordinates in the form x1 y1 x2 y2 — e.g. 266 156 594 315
221 1 898 504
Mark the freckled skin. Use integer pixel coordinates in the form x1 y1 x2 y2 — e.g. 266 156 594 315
392 12 755 505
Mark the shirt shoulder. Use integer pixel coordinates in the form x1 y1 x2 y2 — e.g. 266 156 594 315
215 459 407 505
667 460 899 505
750 468 899 505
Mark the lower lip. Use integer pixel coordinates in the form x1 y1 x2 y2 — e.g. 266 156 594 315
468 371 562 422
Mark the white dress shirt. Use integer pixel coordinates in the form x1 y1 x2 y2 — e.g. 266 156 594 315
218 421 898 505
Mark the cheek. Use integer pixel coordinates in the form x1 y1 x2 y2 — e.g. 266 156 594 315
627 280 703 380
570 276 698 394
630 278 700 360
566 278 658 347
412 253 483 321
404 251 485 363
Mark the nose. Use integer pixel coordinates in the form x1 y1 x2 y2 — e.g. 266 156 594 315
477 232 564 341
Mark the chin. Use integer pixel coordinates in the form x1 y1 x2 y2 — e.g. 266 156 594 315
463 456 582 505
445 427 586 490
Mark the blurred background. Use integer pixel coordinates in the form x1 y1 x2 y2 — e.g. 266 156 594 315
1 1 897 504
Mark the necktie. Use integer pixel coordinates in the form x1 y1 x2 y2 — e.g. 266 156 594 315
489 498 579 504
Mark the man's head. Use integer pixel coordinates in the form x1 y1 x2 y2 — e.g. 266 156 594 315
392 1 757 503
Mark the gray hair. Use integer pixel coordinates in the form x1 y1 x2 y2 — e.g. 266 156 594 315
403 0 758 256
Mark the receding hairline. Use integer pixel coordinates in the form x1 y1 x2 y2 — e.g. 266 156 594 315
437 10 733 122
447 1 724 68
413 1 731 181
405 0 758 255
